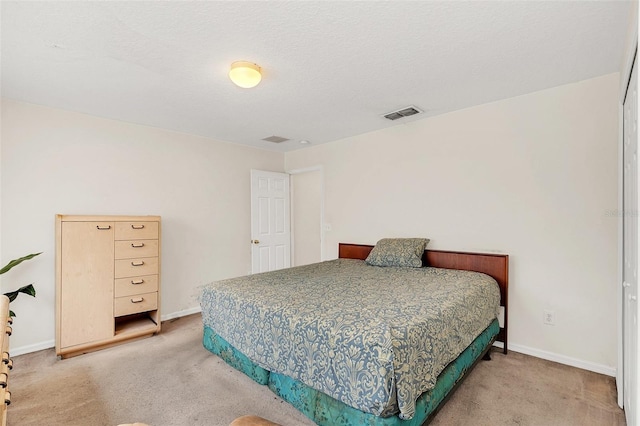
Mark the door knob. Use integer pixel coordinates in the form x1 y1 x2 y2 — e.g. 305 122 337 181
251 240 260 245
631 295 638 301
623 282 631 288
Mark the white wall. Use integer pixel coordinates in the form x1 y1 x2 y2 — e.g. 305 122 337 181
0 99 284 353
619 0 638 95
291 170 322 266
285 73 620 374
0 72 622 373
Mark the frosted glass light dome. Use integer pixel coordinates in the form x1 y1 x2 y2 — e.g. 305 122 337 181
229 61 262 88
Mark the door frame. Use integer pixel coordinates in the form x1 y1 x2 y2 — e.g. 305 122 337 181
287 165 325 265
619 31 639 410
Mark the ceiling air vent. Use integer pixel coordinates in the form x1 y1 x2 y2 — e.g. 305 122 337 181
262 135 290 143
383 106 423 121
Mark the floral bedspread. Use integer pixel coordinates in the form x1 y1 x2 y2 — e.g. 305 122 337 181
200 259 500 420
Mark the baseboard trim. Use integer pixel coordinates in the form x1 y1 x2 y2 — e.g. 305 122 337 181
12 339 55 356
12 310 616 379
12 307 203 356
493 341 616 377
161 306 201 321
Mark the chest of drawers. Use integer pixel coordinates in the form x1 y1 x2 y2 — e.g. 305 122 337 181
55 215 161 358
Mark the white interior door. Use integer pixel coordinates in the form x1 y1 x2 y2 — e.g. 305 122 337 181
250 170 291 273
623 51 638 426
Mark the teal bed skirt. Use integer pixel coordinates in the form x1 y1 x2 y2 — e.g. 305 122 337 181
203 319 499 425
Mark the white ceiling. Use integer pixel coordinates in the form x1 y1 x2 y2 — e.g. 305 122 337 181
1 1 633 152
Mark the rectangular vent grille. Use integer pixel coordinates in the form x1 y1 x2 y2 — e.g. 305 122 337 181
383 106 423 121
262 135 290 143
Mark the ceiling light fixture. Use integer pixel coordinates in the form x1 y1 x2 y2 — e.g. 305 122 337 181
229 61 262 88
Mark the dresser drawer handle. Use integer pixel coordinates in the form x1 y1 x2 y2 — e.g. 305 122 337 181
0 373 7 388
131 224 145 229
6 317 12 325
5 359 12 370
131 261 145 267
131 279 145 285
131 243 145 248
5 391 11 405
131 297 144 303
96 225 111 230
4 326 11 337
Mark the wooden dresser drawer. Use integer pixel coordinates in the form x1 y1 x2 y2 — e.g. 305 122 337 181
114 240 159 259
115 275 158 297
114 292 158 317
115 257 158 278
115 222 158 240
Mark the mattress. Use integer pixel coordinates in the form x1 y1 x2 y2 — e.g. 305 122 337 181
200 259 500 420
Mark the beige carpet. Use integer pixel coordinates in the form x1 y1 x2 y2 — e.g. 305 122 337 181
9 314 625 425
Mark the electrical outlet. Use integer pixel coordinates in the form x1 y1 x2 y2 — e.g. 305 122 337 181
543 310 555 326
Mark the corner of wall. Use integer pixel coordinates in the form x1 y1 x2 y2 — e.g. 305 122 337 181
619 1 638 98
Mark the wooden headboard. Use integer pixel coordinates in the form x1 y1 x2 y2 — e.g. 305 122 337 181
338 243 509 354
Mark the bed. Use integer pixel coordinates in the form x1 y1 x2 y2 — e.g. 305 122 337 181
200 241 509 425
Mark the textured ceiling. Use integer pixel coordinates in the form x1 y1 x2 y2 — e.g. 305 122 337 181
0 1 633 152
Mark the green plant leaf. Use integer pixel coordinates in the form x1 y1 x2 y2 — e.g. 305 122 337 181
0 252 42 275
4 284 36 302
8 310 15 318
